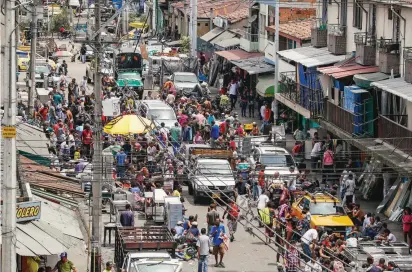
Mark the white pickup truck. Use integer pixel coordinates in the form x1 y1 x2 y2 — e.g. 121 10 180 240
121 252 182 272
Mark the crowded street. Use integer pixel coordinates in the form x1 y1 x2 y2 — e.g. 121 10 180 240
2 0 412 271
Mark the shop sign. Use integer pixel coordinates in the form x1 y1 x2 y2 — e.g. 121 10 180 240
16 201 41 222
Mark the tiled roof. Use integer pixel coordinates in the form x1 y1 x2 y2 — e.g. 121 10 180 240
172 0 247 19
218 5 250 23
266 19 315 41
20 156 85 197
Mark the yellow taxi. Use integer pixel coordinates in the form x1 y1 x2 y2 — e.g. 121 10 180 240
291 192 354 237
17 53 57 72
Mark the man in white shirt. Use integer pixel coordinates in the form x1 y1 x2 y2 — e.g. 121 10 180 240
304 259 322 272
228 79 238 109
166 91 175 105
260 104 266 121
147 141 157 173
159 122 169 142
310 141 323 169
257 191 269 227
344 173 356 206
301 228 318 262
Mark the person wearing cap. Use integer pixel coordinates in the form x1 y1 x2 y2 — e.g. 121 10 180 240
103 262 113 272
174 221 185 238
52 252 77 272
188 221 200 238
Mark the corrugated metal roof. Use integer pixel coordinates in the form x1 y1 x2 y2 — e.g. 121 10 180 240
230 56 275 74
16 122 50 158
371 78 412 102
317 64 379 79
210 30 236 44
214 37 240 48
266 19 314 41
277 47 347 68
200 27 225 42
215 49 262 61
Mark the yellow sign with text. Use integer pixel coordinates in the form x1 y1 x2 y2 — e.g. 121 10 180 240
2 126 16 138
16 201 41 222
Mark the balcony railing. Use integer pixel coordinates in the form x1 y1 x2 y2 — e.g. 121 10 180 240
378 115 412 156
278 71 324 117
354 32 376 46
325 101 355 135
244 31 259 42
378 38 400 54
404 47 412 60
312 18 327 30
328 24 346 36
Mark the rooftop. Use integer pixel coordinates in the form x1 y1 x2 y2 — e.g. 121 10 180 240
317 64 379 79
215 49 262 61
172 0 247 19
230 56 275 75
277 46 347 68
266 19 314 41
217 5 250 23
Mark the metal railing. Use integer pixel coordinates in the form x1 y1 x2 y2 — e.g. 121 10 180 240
403 47 412 60
354 32 376 46
244 31 259 42
279 71 299 102
312 18 327 30
328 24 346 36
325 101 354 134
378 115 412 156
377 38 400 54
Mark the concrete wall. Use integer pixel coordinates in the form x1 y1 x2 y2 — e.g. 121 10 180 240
407 101 412 130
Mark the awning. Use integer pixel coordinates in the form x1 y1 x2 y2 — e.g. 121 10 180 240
317 64 379 79
215 49 262 61
256 73 275 97
353 72 390 88
230 57 275 75
13 196 84 256
200 27 224 42
210 30 236 45
277 47 346 68
371 78 412 102
214 37 240 49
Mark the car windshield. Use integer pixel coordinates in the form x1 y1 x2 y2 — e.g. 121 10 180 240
149 109 175 120
174 74 198 84
260 154 294 167
119 73 140 80
130 263 178 272
35 65 50 74
199 162 232 175
310 202 346 215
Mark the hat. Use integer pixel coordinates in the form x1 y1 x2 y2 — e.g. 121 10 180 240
192 221 198 226
60 252 67 258
177 221 183 225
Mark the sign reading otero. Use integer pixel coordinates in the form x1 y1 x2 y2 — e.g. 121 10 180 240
16 201 41 222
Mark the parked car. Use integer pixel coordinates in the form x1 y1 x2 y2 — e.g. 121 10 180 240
170 72 201 98
247 146 298 176
136 100 178 129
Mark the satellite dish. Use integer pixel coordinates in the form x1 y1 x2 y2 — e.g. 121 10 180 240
248 15 257 23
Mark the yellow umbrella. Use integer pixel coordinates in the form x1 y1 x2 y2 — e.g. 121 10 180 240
103 115 154 135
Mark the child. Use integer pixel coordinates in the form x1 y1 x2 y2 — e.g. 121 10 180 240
74 146 81 160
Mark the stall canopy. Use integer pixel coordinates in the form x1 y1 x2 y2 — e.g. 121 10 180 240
371 78 412 102
277 47 346 68
353 72 390 88
256 73 275 97
230 56 275 75
317 64 379 79
215 49 262 61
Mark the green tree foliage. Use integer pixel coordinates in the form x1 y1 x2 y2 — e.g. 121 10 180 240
50 8 71 32
181 36 190 53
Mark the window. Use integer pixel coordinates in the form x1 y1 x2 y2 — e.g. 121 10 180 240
259 13 266 34
197 23 200 26
205 23 209 26
268 32 274 42
353 0 363 29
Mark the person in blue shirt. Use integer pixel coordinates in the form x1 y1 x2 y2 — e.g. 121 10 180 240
188 222 200 238
183 215 195 230
115 148 127 178
210 219 226 268
174 221 185 238
210 121 219 148
207 112 216 125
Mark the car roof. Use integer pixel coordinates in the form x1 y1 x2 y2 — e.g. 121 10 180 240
257 146 289 154
304 193 340 203
140 100 173 109
173 72 196 76
198 158 230 164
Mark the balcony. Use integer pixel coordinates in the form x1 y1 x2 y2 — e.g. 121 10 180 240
378 38 400 74
311 19 327 48
404 47 412 83
355 32 376 66
378 115 412 156
278 71 324 118
239 31 259 52
328 24 346 55
324 100 374 137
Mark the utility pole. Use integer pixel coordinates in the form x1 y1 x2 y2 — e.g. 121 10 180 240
190 0 197 57
90 0 102 271
122 0 127 35
2 0 17 271
29 2 38 116
183 3 188 37
273 0 280 122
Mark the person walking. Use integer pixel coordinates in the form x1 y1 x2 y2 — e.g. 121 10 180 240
322 145 334 183
223 198 240 242
115 148 127 178
206 203 220 234
51 253 77 272
228 79 238 109
80 43 87 64
240 94 248 117
301 228 318 262
210 219 226 268
170 122 182 155
285 240 300 272
120 204 134 227
247 88 256 118
344 173 356 207
210 121 219 148
197 228 211 272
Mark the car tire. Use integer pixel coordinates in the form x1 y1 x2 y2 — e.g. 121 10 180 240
193 190 199 205
188 183 193 195
86 72 91 83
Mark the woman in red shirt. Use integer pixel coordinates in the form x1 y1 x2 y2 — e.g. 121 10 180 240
403 207 412 244
81 124 93 158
